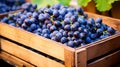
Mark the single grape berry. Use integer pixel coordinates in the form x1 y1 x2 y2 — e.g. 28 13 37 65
62 31 68 37
68 31 74 37
64 18 71 24
55 32 63 41
42 29 50 34
21 23 27 29
73 31 79 38
30 23 37 30
61 37 68 43
38 14 45 21
50 25 57 32
44 13 50 19
54 21 61 27
67 41 75 47
53 10 59 17
77 7 84 15
77 17 87 25
43 33 50 39
87 18 95 26
107 27 115 35
79 32 86 38
64 25 71 31
71 24 78 31
1 17 9 23
96 18 102 24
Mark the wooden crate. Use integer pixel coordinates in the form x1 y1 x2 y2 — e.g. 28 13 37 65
0 12 120 67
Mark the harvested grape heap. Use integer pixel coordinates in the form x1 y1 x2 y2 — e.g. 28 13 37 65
0 0 25 13
0 3 117 48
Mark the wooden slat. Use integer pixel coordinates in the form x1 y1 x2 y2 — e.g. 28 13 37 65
76 34 120 67
0 22 65 61
0 38 1 53
113 63 120 67
0 10 23 18
76 33 120 61
86 12 120 31
83 1 96 13
87 34 120 60
76 48 87 67
88 50 120 67
64 48 75 67
0 51 35 67
1 39 64 67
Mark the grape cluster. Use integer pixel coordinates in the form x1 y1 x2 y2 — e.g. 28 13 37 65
0 0 25 14
0 3 118 48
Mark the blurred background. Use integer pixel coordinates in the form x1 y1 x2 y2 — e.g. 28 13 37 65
0 0 120 19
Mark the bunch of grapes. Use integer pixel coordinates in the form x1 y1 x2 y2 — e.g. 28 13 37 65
0 0 25 13
0 3 118 48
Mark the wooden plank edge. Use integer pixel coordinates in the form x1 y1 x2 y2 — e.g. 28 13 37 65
76 33 120 61
86 33 120 48
0 51 35 67
76 29 120 50
0 10 23 18
76 48 87 67
1 39 64 67
0 22 65 61
64 48 75 67
86 33 120 60
76 32 120 54
0 37 1 53
88 50 120 67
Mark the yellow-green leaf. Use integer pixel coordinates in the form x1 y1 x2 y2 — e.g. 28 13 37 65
78 0 91 7
95 0 116 12
58 0 71 6
31 0 59 8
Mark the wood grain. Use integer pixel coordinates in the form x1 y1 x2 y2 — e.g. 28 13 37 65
111 1 120 19
76 48 87 67
83 0 96 13
1 39 64 67
64 48 75 67
0 22 65 61
0 10 23 18
0 38 1 53
87 33 120 60
88 50 120 67
0 51 35 67
76 33 120 62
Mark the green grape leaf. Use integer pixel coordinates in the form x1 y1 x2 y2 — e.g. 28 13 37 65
58 0 71 6
31 0 42 8
31 0 59 8
95 0 116 12
78 0 91 7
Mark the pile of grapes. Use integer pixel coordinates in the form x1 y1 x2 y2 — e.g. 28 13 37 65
0 3 118 48
0 0 25 13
